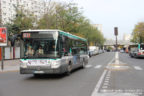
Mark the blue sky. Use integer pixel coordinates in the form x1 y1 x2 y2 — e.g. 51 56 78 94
56 0 144 40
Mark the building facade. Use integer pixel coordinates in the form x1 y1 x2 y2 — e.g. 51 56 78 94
92 24 103 33
0 0 51 25
123 34 132 41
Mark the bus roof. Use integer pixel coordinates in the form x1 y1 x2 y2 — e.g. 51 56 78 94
21 29 87 42
59 31 87 42
21 29 60 32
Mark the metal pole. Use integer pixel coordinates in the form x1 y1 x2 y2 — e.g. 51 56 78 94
116 35 118 51
1 47 4 70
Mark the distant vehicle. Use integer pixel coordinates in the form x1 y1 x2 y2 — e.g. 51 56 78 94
129 44 144 58
88 46 99 56
98 49 104 54
120 49 124 53
88 50 92 57
106 49 111 52
13 29 89 76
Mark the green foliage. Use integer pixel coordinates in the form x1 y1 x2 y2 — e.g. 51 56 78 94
5 6 35 35
5 1 105 45
37 2 105 45
132 22 144 43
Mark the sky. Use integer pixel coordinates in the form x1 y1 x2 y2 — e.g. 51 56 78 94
57 0 144 40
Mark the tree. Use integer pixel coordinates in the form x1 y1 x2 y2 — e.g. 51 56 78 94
132 22 144 43
5 6 35 35
37 2 105 45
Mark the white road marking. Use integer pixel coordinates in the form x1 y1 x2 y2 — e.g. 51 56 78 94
94 65 102 69
85 64 92 68
134 66 143 70
91 52 141 96
91 58 114 96
102 86 108 89
104 80 109 83
105 76 110 79
103 83 109 86
115 52 119 64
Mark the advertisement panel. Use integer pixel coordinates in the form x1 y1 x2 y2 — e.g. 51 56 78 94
0 27 7 46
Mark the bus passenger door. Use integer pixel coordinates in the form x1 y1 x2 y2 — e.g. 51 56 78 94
72 49 80 68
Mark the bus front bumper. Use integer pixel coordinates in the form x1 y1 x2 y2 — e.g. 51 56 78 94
20 65 67 74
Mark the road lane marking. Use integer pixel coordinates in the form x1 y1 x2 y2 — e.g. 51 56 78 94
94 65 102 69
91 58 114 96
103 83 109 86
91 52 143 95
134 66 143 70
102 86 108 89
91 69 107 96
104 80 109 83
85 64 92 68
115 52 119 64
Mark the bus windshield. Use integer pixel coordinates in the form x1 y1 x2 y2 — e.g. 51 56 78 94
140 44 144 50
23 39 59 59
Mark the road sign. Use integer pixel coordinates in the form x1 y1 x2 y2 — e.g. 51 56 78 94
0 27 7 70
0 27 7 46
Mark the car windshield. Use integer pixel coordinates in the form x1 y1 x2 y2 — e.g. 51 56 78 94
23 39 59 58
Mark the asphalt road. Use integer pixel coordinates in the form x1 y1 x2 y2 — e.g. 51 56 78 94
0 52 144 96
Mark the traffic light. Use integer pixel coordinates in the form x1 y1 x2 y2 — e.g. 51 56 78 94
114 27 118 36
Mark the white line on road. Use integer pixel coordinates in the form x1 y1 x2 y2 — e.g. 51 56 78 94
115 52 119 64
91 58 114 96
134 66 143 70
94 65 102 69
85 64 92 68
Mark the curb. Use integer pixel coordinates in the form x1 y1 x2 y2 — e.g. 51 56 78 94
0 70 19 73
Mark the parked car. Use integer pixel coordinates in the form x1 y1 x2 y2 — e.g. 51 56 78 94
129 47 144 58
120 49 125 53
88 46 99 56
98 49 104 54
88 50 92 57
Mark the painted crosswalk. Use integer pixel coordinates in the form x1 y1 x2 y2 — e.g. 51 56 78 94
133 66 143 70
85 64 144 71
94 65 102 69
85 64 92 68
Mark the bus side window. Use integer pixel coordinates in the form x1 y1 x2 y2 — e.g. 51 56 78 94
72 49 77 55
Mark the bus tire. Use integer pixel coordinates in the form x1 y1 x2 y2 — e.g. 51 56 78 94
33 74 41 77
66 63 72 75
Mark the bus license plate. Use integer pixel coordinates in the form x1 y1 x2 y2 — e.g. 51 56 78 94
34 71 44 74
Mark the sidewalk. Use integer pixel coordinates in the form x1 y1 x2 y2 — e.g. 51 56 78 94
0 59 20 72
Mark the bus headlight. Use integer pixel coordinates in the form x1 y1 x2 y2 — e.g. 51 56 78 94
20 61 27 68
51 60 61 69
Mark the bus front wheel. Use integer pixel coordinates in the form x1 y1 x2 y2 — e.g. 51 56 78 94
33 74 41 77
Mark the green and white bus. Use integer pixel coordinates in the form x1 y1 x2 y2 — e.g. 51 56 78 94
19 29 89 75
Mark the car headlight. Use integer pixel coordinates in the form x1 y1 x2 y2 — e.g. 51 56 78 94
20 61 27 68
51 60 61 69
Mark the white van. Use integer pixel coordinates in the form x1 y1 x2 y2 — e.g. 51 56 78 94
88 46 99 56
